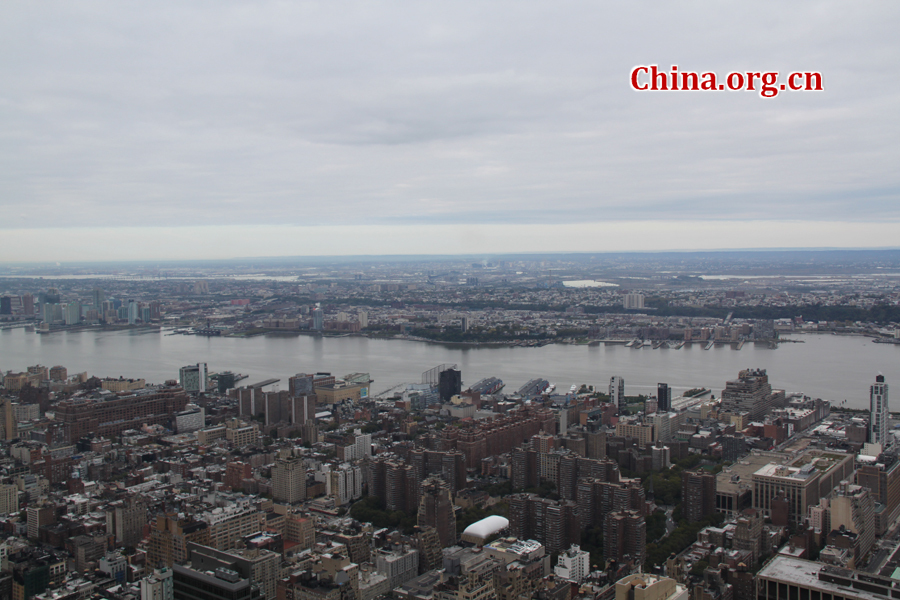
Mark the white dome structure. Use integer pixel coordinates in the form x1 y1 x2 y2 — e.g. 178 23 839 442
460 515 510 545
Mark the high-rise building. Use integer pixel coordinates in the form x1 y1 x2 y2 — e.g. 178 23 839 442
871 374 889 446
610 376 625 414
42 302 62 324
27 504 55 540
43 288 61 304
657 383 671 412
576 478 644 530
0 483 19 516
439 368 462 403
148 516 210 569
829 482 876 564
284 512 316 551
127 300 139 324
554 544 590 583
224 462 252 491
91 288 106 310
856 453 900 527
180 363 208 394
623 294 645 310
358 311 368 329
732 508 764 566
507 493 579 553
22 293 34 316
216 371 237 394
682 470 716 523
49 366 67 382
312 307 323 330
417 477 457 547
64 302 81 325
604 510 646 566
288 373 315 396
272 455 306 504
327 463 364 506
141 567 174 600
416 526 444 572
106 499 146 549
510 447 539 491
721 368 784 421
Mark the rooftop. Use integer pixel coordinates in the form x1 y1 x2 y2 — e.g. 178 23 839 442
758 555 896 600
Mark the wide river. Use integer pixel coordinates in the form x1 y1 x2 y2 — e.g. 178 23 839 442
2 328 898 409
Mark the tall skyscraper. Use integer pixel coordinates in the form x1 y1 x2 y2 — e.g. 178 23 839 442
610 376 625 414
22 293 34 316
604 510 645 566
721 368 783 421
91 288 106 309
417 477 457 547
312 307 324 330
439 368 462 403
272 455 307 504
109 499 146 548
127 300 139 325
623 293 645 309
682 470 716 523
65 301 82 325
871 374 889 446
180 363 208 394
657 383 671 412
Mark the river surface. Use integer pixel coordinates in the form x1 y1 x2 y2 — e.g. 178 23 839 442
2 328 898 409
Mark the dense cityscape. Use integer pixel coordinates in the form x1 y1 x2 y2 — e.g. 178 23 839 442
3 252 900 347
2 1 897 599
1 253 900 600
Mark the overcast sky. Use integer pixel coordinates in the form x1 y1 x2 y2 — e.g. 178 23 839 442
2 1 899 261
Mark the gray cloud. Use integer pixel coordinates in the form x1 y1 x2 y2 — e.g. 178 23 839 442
1 1 899 235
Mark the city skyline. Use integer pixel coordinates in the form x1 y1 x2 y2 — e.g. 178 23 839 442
2 2 899 261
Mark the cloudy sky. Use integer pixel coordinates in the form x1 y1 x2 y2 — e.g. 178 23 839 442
2 1 899 261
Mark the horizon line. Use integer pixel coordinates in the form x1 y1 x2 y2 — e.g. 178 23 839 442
3 246 900 268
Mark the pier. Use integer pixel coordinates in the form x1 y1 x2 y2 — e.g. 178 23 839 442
247 378 280 389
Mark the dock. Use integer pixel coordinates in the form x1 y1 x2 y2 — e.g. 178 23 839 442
247 378 280 389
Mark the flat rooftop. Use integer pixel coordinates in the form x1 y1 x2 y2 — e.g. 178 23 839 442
716 452 782 496
759 555 898 600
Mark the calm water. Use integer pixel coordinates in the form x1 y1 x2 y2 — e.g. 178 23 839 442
2 328 898 409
